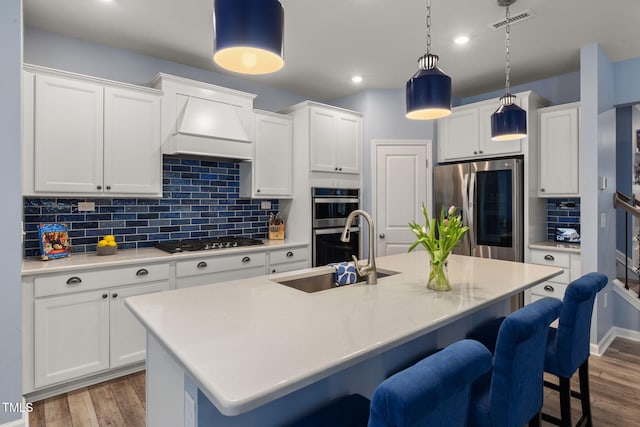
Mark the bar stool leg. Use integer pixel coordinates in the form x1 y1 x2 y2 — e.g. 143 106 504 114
578 359 593 427
559 376 572 427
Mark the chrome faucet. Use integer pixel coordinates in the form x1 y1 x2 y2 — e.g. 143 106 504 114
341 209 377 285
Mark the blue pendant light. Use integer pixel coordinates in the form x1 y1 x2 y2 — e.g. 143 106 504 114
491 0 527 141
406 0 452 120
213 0 284 75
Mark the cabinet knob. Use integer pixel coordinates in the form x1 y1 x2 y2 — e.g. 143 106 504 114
106 185 111 190
112 293 118 298
136 268 149 276
334 167 339 171
197 261 208 269
97 185 102 190
257 189 261 193
379 233 385 238
543 285 555 292
473 151 478 155
338 167 343 171
541 188 546 192
102 293 108 299
242 256 251 263
272 268 276 273
544 254 555 261
66 276 82 285
286 251 294 257
479 150 484 154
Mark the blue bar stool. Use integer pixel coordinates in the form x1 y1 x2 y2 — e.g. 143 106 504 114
468 297 563 427
542 272 608 427
285 339 493 427
369 339 493 427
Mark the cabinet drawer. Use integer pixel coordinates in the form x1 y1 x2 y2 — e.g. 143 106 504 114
34 264 170 298
269 261 309 275
176 252 267 277
270 247 309 265
529 281 568 301
530 250 570 268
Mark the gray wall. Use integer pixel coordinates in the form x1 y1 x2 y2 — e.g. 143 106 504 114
0 0 23 423
24 27 311 112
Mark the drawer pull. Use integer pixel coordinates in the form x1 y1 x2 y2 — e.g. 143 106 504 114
286 251 294 258
544 255 555 261
112 293 118 298
197 261 208 269
136 268 149 276
66 277 82 285
544 285 555 292
102 293 108 299
242 256 251 263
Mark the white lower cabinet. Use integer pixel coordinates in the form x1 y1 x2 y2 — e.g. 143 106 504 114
30 264 169 389
526 247 581 303
34 290 110 388
268 247 309 274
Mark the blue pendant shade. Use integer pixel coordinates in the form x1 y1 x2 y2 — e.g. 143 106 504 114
406 54 452 120
213 0 284 75
491 94 527 141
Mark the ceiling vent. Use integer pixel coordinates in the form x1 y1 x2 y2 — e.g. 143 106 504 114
489 9 535 30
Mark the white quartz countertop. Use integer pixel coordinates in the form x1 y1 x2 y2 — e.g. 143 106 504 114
22 239 308 276
125 252 562 416
529 240 581 253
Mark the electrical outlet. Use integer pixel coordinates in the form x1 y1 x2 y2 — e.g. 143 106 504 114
261 201 272 210
604 292 608 308
600 213 606 228
78 201 95 212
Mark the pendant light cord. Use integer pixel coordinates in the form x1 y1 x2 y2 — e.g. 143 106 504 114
504 4 511 94
425 0 431 55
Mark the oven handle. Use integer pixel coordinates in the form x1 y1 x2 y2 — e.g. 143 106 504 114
312 198 360 204
313 226 360 235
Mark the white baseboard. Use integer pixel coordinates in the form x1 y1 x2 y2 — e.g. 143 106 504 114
590 325 640 356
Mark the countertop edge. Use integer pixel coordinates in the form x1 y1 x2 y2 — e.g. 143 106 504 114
22 240 309 276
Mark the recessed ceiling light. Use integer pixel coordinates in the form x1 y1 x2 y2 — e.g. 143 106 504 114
351 75 363 84
454 35 470 45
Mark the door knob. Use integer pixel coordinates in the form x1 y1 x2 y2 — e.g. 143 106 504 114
379 233 385 238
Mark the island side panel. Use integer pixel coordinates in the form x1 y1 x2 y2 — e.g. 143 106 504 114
147 333 185 427
192 300 509 427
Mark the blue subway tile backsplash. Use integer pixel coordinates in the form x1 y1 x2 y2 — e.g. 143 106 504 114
23 156 278 257
546 198 581 241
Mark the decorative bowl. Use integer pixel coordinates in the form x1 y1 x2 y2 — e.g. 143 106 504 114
96 245 118 256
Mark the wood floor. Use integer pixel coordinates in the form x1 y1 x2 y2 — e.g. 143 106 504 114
30 338 640 427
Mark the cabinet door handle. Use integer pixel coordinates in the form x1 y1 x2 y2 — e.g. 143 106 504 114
242 256 251 263
286 251 294 258
379 233 385 238
106 185 111 190
66 276 82 285
197 261 208 269
102 293 108 299
136 268 149 276
97 185 102 190
544 254 555 261
543 285 555 292
112 293 118 298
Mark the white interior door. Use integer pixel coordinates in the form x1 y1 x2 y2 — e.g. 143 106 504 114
374 141 431 256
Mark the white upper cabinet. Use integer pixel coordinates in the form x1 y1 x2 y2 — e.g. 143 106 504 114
309 105 362 174
104 87 161 195
33 73 104 193
240 111 293 198
437 91 545 163
23 65 162 197
538 103 580 197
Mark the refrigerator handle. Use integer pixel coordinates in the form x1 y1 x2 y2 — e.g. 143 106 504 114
468 172 476 252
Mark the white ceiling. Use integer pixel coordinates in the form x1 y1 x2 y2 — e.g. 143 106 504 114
22 0 640 101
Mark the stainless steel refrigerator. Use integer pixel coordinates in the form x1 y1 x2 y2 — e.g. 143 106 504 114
433 157 524 262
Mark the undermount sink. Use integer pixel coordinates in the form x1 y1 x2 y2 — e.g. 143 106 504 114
275 269 399 293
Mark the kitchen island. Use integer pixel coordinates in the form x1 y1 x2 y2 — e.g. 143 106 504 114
125 252 562 427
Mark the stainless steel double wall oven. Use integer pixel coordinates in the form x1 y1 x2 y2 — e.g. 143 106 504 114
311 187 361 266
